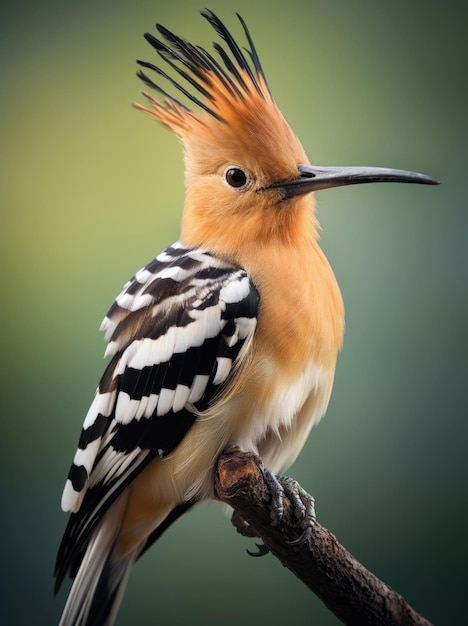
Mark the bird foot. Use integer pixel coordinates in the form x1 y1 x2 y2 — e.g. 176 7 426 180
231 468 316 556
231 509 269 556
231 509 259 539
264 471 316 545
279 476 316 545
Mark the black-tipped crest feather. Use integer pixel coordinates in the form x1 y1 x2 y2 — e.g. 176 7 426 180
137 10 270 120
137 61 218 117
136 68 191 113
236 12 271 95
201 9 265 97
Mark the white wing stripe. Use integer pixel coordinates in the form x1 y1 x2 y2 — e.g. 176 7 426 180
113 308 227 375
236 316 257 339
158 266 191 281
116 292 153 311
115 393 140 424
220 274 251 303
213 357 233 385
157 387 176 417
72 440 100 475
173 384 191 413
188 375 210 403
134 268 152 283
82 391 116 429
144 393 159 418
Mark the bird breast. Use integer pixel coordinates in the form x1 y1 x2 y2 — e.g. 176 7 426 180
203 236 344 476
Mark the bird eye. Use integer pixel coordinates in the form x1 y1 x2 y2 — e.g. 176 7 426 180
224 167 248 189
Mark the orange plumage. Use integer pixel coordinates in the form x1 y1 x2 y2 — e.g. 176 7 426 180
55 10 438 626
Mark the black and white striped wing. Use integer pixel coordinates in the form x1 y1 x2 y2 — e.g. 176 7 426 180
56 242 258 584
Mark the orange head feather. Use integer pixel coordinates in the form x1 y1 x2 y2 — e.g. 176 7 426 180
134 10 438 257
134 11 307 176
134 10 314 255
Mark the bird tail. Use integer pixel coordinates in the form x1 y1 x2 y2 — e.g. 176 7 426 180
58 507 139 626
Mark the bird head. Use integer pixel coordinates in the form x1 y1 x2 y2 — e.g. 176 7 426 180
134 10 438 255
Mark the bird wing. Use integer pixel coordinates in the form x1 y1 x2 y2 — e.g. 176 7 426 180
55 242 259 588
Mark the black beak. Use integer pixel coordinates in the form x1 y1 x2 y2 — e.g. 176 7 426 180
271 164 440 200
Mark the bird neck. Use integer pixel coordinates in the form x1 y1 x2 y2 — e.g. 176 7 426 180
180 193 321 263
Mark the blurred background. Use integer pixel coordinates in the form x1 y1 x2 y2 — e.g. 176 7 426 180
1 0 466 624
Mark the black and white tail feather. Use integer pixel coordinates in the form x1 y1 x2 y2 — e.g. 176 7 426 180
55 242 259 625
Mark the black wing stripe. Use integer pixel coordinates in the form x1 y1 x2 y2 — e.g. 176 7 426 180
56 242 259 591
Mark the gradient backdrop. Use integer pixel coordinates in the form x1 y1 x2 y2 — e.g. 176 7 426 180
1 1 466 624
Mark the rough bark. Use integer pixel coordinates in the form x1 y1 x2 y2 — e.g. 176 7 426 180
214 447 433 626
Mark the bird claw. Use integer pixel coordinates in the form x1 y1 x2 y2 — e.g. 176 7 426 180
286 525 312 546
246 542 270 557
263 471 316 545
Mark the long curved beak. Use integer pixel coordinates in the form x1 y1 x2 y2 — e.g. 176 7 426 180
273 164 440 199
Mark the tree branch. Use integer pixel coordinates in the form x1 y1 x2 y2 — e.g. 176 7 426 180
214 447 432 626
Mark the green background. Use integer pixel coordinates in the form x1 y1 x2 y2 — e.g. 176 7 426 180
1 0 466 624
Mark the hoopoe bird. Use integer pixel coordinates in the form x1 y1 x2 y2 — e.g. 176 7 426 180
54 9 438 626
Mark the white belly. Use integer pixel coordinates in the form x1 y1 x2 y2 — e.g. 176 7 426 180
230 359 335 473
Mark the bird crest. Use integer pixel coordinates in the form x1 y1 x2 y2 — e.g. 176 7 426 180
134 9 306 173
135 10 271 129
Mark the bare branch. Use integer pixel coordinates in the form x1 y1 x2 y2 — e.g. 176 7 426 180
214 447 433 626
